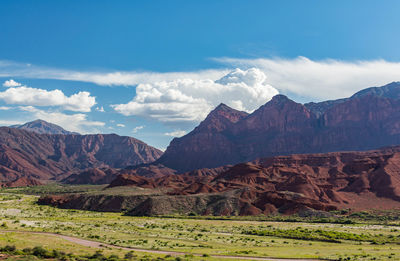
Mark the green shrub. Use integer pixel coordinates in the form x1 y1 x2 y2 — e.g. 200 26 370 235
0 245 16 253
32 246 53 258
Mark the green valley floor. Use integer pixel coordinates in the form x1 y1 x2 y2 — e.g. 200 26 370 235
0 185 400 260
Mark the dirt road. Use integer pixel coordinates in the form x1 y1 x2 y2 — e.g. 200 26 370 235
0 230 319 261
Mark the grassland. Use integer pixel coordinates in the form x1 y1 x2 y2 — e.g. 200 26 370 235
0 185 400 260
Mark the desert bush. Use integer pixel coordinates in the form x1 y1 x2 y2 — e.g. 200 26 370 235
0 245 16 253
32 246 53 258
124 251 136 260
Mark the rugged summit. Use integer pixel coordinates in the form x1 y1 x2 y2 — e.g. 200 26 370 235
194 103 249 132
157 82 400 172
0 127 163 183
10 119 79 135
156 104 248 171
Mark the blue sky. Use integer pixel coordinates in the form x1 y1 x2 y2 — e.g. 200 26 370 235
1 0 400 149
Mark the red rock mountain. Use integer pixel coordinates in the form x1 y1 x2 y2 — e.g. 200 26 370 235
0 176 43 188
138 145 400 213
157 82 400 172
10 119 79 135
61 168 120 185
0 127 163 183
43 146 400 215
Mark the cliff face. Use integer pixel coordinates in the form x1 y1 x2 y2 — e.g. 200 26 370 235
0 127 163 183
157 82 400 172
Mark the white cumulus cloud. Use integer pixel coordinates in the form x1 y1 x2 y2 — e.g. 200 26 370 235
164 130 187 137
116 123 125 127
112 68 278 123
3 79 21 87
0 85 96 112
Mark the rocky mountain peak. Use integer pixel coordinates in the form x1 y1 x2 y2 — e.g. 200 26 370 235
208 103 247 119
195 103 249 133
270 94 290 103
214 103 231 111
252 94 309 118
11 119 79 135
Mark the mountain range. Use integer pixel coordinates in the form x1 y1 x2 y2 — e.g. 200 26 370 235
0 125 162 185
4 81 400 215
156 82 400 172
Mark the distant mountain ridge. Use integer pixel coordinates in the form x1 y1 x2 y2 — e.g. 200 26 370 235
304 81 400 115
156 82 400 172
10 119 79 135
0 127 163 184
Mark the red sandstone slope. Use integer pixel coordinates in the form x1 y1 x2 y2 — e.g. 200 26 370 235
1 176 43 188
61 168 120 185
156 82 400 172
0 127 163 183
105 146 400 213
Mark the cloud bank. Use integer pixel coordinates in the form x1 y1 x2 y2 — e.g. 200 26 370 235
216 57 400 101
112 68 279 123
0 60 226 86
2 57 400 127
0 80 96 112
3 57 400 103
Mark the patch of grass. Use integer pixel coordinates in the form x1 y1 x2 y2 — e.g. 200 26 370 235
244 227 397 244
0 244 132 260
0 184 106 195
